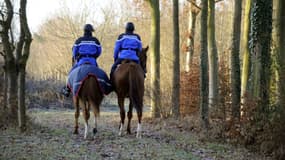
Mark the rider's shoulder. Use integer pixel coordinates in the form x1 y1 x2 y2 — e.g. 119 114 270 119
78 36 101 45
133 33 141 40
117 33 125 40
119 33 141 41
90 36 101 45
74 36 84 44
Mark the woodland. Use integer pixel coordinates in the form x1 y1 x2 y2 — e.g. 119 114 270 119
0 0 285 159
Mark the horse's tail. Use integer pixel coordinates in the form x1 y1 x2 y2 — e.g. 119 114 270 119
81 76 103 116
129 63 144 113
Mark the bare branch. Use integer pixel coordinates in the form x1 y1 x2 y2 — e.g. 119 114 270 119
0 0 14 60
186 0 201 11
0 51 4 57
0 9 20 15
18 0 32 66
4 0 13 25
215 0 224 3
186 0 224 11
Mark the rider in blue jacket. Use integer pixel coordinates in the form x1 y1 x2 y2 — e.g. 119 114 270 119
61 24 102 97
71 24 102 70
110 22 145 79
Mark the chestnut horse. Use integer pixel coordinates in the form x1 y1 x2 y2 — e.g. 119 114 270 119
73 75 103 139
112 46 148 138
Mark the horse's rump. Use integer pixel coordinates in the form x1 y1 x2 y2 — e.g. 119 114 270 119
128 63 144 113
78 75 103 114
68 64 112 97
114 62 144 111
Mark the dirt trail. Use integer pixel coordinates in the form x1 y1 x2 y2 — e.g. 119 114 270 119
0 108 271 160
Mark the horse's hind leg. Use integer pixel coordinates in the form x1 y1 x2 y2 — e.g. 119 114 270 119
127 101 133 134
136 108 143 138
82 101 90 139
92 104 99 137
118 97 125 136
73 97 80 134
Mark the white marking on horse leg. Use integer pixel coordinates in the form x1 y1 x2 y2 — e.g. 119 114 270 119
119 123 124 136
136 123 142 138
84 122 88 139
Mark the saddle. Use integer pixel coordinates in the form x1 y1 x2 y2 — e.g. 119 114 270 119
121 59 135 64
116 59 136 70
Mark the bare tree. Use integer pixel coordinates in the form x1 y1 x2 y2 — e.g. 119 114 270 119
171 0 180 117
146 0 161 118
200 0 209 129
240 0 252 111
208 0 219 108
277 0 285 108
230 0 242 120
0 0 32 130
0 0 18 120
249 0 272 117
185 0 199 72
273 1 285 158
17 0 32 131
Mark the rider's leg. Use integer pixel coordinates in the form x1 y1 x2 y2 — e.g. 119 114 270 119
110 59 123 80
61 64 78 97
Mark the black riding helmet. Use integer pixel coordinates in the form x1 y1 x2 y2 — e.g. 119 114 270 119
125 22 135 32
84 24 94 32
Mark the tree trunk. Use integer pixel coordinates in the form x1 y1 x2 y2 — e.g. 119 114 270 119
207 0 219 108
278 0 285 108
18 69 26 131
272 1 280 102
172 0 180 117
17 0 32 131
6 63 18 120
272 1 285 157
1 0 32 129
200 0 209 129
230 0 242 120
147 0 161 118
240 0 252 115
185 0 198 72
3 66 7 109
249 0 272 115
250 43 261 98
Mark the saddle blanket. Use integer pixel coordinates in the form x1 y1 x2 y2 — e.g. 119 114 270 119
67 64 112 97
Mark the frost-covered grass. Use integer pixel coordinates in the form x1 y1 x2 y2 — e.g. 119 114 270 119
0 108 271 160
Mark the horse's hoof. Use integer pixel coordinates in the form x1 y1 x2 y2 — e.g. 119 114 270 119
73 130 79 134
93 128 97 134
127 129 131 135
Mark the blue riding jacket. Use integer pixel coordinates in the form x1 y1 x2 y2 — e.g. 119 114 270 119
72 32 102 70
113 32 142 62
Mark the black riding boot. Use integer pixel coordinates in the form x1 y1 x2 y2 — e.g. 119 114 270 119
110 59 122 80
143 67 147 78
61 86 71 97
110 65 116 82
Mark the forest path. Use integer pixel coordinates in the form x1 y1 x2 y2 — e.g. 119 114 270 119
0 107 271 160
